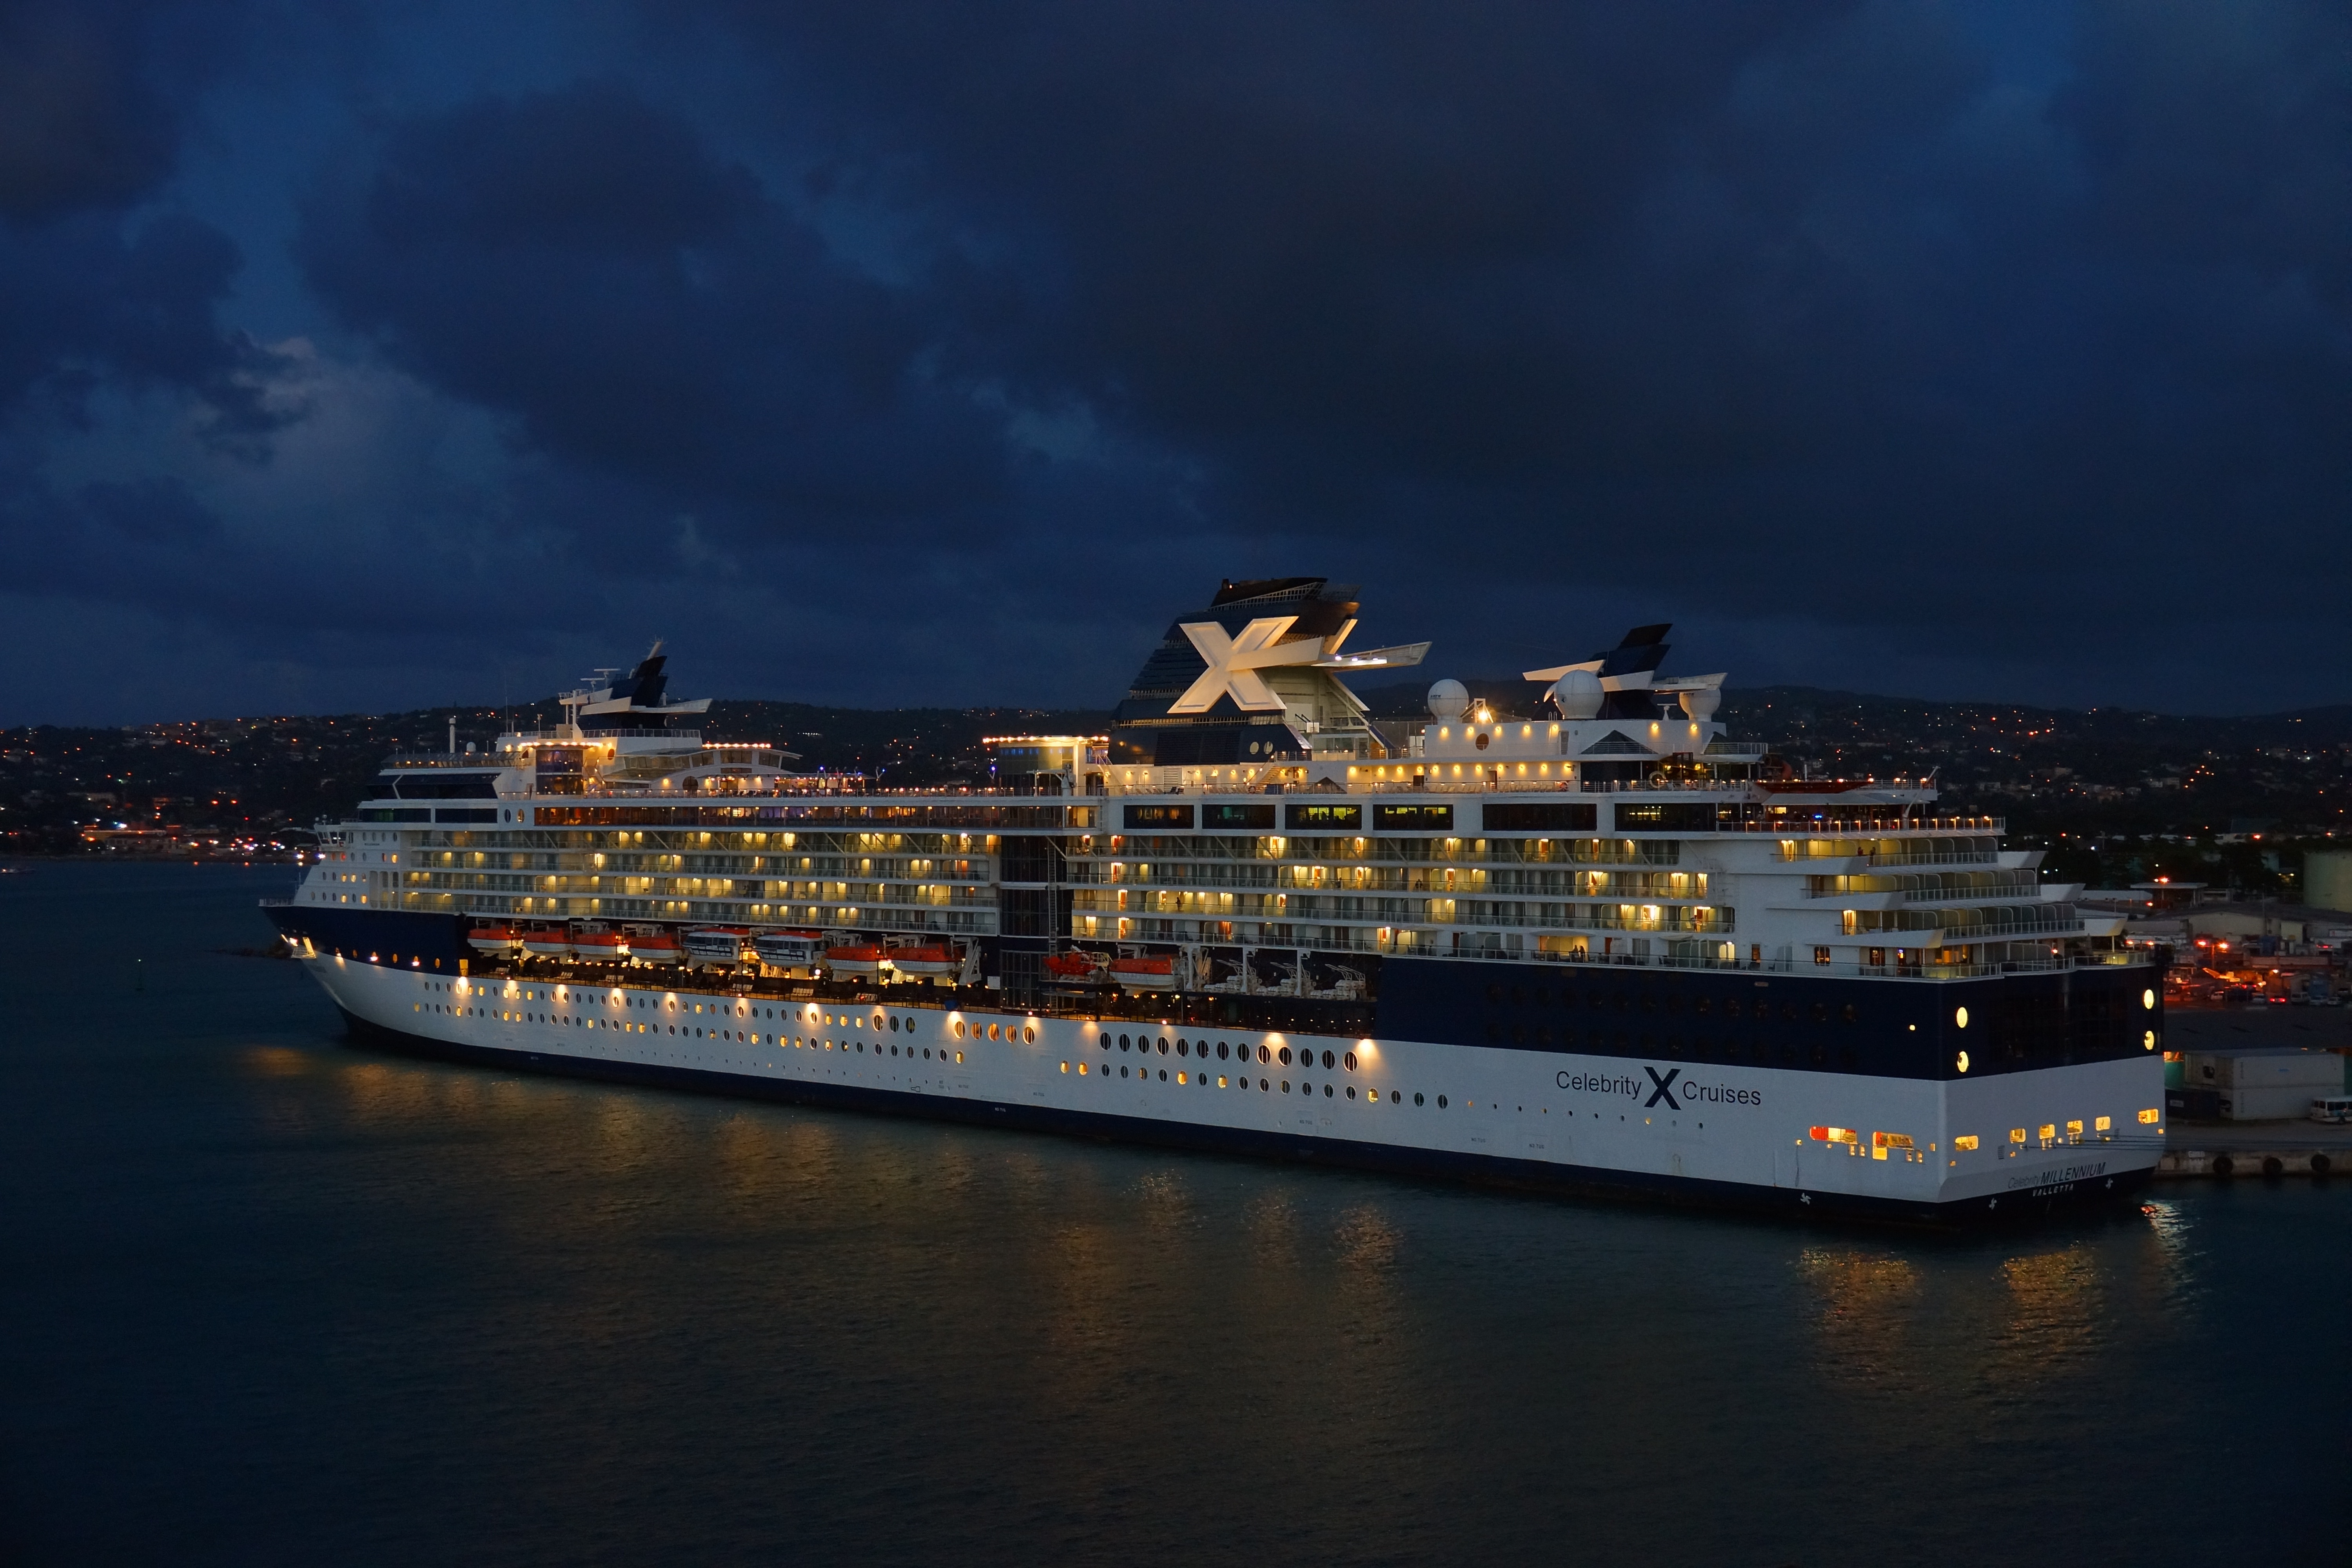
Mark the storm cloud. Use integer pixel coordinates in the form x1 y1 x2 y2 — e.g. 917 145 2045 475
3 0 2349 722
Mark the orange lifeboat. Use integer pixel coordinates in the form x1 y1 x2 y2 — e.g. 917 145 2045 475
1109 956 1178 993
1043 952 1104 983
630 931 683 965
520 925 573 958
467 925 520 954
827 944 889 980
890 946 960 980
572 930 629 962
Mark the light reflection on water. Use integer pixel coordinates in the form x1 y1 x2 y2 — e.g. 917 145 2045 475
3 864 2345 1566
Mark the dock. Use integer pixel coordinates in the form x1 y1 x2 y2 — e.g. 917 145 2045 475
2156 1119 2352 1179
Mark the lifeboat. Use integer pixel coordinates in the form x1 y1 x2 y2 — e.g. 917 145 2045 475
753 930 824 969
467 925 520 954
1042 952 1104 983
571 930 629 963
630 931 684 966
520 926 573 958
889 945 960 980
826 944 889 980
683 927 753 966
1109 956 1179 993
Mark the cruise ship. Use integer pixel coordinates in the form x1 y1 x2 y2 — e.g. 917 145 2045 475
264 578 2166 1223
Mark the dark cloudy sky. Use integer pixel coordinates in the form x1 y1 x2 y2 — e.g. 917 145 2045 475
3 0 2347 724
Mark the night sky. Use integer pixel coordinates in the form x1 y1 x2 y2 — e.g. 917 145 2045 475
4 1 2347 724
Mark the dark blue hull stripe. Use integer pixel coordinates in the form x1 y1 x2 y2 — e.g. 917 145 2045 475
335 1011 2151 1228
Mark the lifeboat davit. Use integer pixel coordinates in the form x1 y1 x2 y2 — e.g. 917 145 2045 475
630 932 683 965
467 925 520 954
890 945 959 979
1042 952 1103 983
684 927 753 966
520 926 573 958
1110 956 1178 993
827 944 889 980
571 931 629 962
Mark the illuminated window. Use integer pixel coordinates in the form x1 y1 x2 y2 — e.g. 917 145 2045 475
1955 1006 1969 1029
1059 1062 1068 1074
1953 1134 1980 1151
2143 1029 2157 1050
2066 1119 2083 1142
2094 1115 2112 1133
2136 1107 2160 1124
2009 1128 2027 1145
1024 1027 1036 1044
1807 1126 1859 1146
2038 1123 2057 1146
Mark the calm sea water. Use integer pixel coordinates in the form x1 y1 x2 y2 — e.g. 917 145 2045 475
3 863 2346 1566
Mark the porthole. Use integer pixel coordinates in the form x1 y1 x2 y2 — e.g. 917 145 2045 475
889 1016 900 1032
1842 1004 1858 1023
1344 1051 1358 1071
2143 1029 2157 1051
1278 1046 1292 1066
1257 1045 1270 1064
1158 1038 1169 1054
1176 1040 1189 1056
1955 1006 1970 1029
1099 1035 1111 1051
1437 1095 1448 1108
988 1023 1000 1040
1024 1027 1035 1044
1258 1078 1269 1091
1414 1093 1425 1106
1956 1050 1971 1073
1281 1080 1292 1094
1390 1090 1401 1103
1323 1084 1334 1097
1320 1049 1335 1069
1120 1065 1129 1078
1120 1034 1131 1050
953 1021 965 1038
1218 1042 1230 1059
1347 1087 1356 1099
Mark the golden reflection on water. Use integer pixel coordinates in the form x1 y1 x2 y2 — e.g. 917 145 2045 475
1988 1245 2105 1383
240 1045 311 1078
1798 1248 1925 1391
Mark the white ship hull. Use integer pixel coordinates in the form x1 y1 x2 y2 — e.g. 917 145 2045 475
302 950 2162 1223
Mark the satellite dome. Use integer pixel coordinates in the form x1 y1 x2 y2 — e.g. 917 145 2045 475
1679 687 1722 722
1426 679 1469 719
1551 669 1604 719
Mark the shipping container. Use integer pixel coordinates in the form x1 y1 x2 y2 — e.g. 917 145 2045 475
2183 1049 2346 1091
2167 1086 2223 1122
2220 1084 2336 1121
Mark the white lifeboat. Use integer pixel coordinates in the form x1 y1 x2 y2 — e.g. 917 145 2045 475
684 927 752 966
